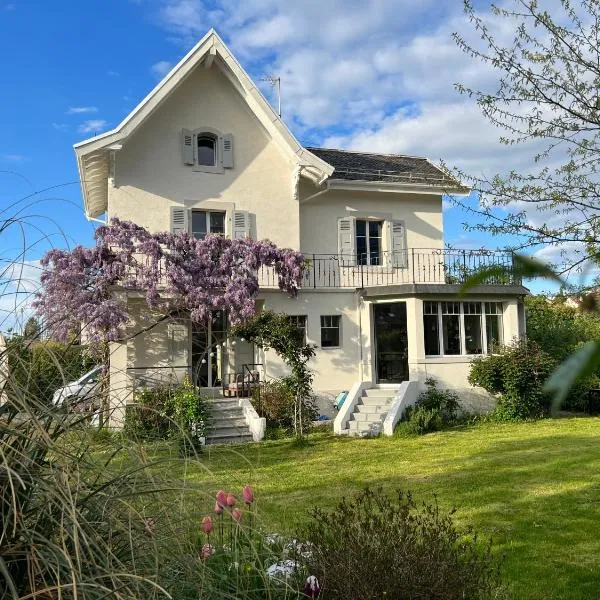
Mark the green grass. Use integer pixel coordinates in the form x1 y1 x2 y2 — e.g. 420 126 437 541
144 418 600 599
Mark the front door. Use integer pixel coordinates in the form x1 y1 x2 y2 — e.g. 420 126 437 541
191 312 227 387
374 302 409 384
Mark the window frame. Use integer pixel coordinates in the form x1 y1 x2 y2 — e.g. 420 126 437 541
191 209 227 239
355 218 384 266
192 128 224 174
423 301 504 358
287 315 308 344
320 315 341 348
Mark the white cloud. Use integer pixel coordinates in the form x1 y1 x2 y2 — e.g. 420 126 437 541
107 70 120 77
150 60 173 79
4 3 15 10
67 106 98 115
52 122 69 132
78 120 109 134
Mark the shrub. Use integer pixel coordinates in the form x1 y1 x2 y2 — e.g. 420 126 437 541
401 378 462 434
301 487 501 600
124 377 210 444
4 337 97 405
252 376 318 434
469 338 555 420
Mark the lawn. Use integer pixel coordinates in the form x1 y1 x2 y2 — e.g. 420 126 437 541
145 418 600 599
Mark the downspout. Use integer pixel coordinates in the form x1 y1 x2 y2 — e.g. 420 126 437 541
357 290 364 382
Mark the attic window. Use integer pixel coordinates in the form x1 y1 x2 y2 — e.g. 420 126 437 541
197 135 216 167
181 128 234 173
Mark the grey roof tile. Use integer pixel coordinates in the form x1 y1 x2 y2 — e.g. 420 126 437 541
306 147 461 187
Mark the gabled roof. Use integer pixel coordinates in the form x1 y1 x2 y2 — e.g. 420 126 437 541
307 147 467 192
75 29 333 219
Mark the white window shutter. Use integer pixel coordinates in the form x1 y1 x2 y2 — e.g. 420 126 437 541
338 217 356 266
390 220 407 268
170 206 189 235
182 129 194 165
232 210 251 239
222 133 234 169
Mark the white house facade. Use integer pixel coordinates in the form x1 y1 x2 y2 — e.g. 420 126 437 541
74 30 527 439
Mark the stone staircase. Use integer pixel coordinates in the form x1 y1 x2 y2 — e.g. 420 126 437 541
346 386 398 436
205 397 254 445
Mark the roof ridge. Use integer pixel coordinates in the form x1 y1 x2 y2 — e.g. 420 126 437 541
306 146 429 160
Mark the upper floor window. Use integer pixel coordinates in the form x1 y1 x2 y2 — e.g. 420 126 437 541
287 315 307 344
338 217 406 268
197 135 217 167
356 219 383 266
192 210 226 239
181 128 234 173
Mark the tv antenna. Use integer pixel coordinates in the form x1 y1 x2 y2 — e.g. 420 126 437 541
261 74 281 117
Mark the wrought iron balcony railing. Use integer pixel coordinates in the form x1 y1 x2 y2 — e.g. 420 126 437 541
258 248 519 289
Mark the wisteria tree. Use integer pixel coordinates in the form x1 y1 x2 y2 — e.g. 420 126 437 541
34 218 306 343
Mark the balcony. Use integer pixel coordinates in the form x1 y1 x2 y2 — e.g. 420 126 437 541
258 248 520 290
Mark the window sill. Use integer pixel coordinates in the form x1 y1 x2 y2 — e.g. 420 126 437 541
192 164 225 174
419 355 484 364
320 345 341 350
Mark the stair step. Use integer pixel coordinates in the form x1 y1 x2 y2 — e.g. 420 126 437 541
351 412 387 422
363 388 399 398
205 433 254 445
209 398 240 407
355 402 389 413
358 396 393 407
211 416 248 427
210 405 244 414
208 425 252 436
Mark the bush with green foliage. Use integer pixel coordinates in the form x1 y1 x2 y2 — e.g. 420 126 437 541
252 376 318 435
301 487 501 599
469 338 556 421
4 336 97 405
525 296 600 413
124 377 210 444
233 311 317 437
400 378 462 435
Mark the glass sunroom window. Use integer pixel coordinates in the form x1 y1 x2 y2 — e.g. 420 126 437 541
485 302 503 352
441 301 461 355
423 301 440 355
463 302 483 354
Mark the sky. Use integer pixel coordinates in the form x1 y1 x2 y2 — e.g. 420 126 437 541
0 0 558 331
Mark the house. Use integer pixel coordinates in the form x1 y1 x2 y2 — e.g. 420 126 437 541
74 30 527 439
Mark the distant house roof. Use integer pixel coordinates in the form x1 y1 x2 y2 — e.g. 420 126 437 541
306 147 465 190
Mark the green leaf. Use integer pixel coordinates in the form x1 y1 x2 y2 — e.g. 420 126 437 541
544 341 600 412
460 253 565 294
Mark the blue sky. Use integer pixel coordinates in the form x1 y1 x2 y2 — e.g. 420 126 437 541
0 0 549 330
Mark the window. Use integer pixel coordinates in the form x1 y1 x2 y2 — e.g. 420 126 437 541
356 219 383 266
181 128 234 173
197 135 216 167
463 302 483 354
441 301 461 355
423 301 440 355
423 301 504 357
288 315 307 344
485 302 503 352
320 315 341 348
192 210 226 239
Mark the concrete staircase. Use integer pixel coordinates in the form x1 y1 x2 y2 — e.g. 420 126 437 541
346 386 398 436
205 397 254 445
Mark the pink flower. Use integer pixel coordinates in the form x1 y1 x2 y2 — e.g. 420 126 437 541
303 575 321 598
232 508 242 522
216 489 227 508
242 484 254 505
200 543 214 560
226 493 237 507
214 500 223 515
201 515 213 535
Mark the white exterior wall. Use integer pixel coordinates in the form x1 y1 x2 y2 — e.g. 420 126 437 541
259 290 361 392
110 65 299 249
299 188 443 253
